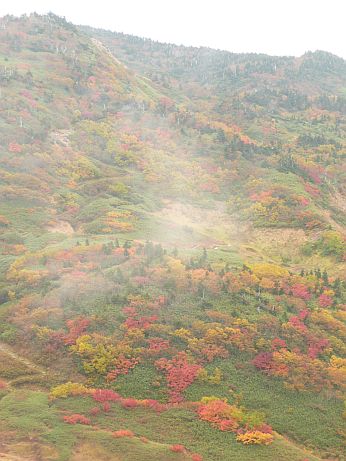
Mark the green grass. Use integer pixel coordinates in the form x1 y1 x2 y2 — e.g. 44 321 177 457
47 348 344 461
0 390 188 461
186 357 345 459
114 364 169 401
0 390 58 434
52 396 321 461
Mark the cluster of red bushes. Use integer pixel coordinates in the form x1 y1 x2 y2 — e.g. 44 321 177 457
155 352 202 403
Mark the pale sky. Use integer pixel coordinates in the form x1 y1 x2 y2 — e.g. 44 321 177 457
0 0 345 58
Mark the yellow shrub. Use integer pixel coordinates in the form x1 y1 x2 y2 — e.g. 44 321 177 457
50 381 91 399
236 431 274 445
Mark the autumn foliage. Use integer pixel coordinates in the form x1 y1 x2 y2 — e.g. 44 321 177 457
197 397 273 445
155 352 202 403
63 414 91 425
113 429 135 438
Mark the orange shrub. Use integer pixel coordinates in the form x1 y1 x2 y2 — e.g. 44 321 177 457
140 436 149 443
89 406 100 416
170 444 186 453
191 454 203 461
63 414 91 425
113 429 135 438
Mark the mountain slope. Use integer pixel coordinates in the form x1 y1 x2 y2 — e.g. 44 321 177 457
0 13 345 461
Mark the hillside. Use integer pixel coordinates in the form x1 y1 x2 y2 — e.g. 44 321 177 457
0 13 345 461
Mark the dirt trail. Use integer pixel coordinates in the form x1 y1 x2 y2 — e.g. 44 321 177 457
91 38 127 68
0 454 32 461
274 432 322 460
329 189 346 213
0 342 46 377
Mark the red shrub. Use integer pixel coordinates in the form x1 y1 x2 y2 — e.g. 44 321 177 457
106 355 139 382
89 406 100 416
92 389 120 403
198 399 240 432
63 317 90 345
271 338 287 350
254 423 273 434
298 309 309 320
289 315 308 333
103 402 111 412
290 284 311 301
307 338 329 359
304 182 320 197
147 337 170 353
318 293 333 308
63 414 91 425
8 142 22 153
191 454 203 461
155 352 202 403
252 352 273 371
170 444 186 453
120 398 138 409
140 399 167 413
219 419 238 431
126 315 158 330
